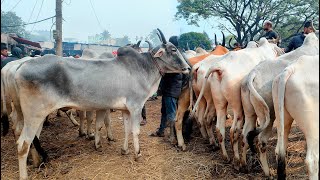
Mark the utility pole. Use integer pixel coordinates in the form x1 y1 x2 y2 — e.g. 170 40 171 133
55 0 62 56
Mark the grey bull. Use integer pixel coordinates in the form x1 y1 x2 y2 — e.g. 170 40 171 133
13 29 190 180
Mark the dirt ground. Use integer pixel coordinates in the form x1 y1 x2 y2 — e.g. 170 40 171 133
1 97 308 179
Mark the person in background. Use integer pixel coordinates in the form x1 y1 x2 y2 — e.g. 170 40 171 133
34 50 42 57
262 20 279 44
1 43 8 60
150 36 183 138
74 54 80 58
1 47 23 69
284 20 315 53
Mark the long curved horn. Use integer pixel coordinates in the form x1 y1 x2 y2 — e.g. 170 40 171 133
156 32 162 43
221 31 226 47
145 40 153 51
187 42 190 50
136 40 141 47
214 34 218 46
157 28 167 44
228 37 235 49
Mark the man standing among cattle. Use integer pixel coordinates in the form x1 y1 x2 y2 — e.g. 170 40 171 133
1 43 8 60
262 20 279 44
284 20 315 52
150 36 183 141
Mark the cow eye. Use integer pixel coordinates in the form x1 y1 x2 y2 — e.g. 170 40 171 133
172 48 177 52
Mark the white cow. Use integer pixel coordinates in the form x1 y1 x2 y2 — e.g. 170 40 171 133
240 32 319 176
191 38 284 168
273 55 319 180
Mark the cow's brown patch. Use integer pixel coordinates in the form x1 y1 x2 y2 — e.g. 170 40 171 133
18 141 29 157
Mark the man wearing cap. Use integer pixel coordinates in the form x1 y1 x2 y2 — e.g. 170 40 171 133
262 20 279 44
284 20 315 53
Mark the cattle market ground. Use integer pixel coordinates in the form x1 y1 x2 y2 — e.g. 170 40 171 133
1 97 308 179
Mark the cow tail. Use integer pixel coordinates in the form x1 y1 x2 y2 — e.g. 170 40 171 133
190 67 222 118
246 70 270 153
188 64 200 112
275 67 293 180
1 77 9 136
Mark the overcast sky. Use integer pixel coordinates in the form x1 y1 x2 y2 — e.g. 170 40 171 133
1 0 227 42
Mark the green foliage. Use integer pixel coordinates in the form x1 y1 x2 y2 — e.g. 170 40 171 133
114 35 131 46
176 0 319 47
1 11 29 37
179 32 212 50
100 30 111 40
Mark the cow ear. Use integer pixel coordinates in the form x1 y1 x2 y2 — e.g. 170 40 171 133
153 48 165 58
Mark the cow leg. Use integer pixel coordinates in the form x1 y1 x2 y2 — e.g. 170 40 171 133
257 120 274 176
175 89 189 151
17 113 46 180
240 113 256 171
275 109 294 180
205 102 218 150
230 109 243 170
78 111 86 137
197 98 208 139
104 110 114 142
130 110 142 161
65 109 79 126
121 111 130 155
305 138 319 180
215 107 229 162
86 111 95 140
94 110 106 151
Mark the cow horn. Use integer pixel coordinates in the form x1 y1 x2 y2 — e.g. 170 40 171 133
187 42 190 50
228 37 235 49
145 40 153 51
157 28 167 44
136 40 141 47
214 34 218 46
156 32 163 43
221 31 226 47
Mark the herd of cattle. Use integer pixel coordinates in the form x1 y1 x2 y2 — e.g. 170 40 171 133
1 28 319 180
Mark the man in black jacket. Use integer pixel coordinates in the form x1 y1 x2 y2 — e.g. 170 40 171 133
150 36 184 138
285 20 315 53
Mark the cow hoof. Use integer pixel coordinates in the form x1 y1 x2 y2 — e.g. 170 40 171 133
121 148 129 155
134 154 142 162
211 145 220 152
233 158 240 171
87 134 95 140
223 156 231 163
181 144 187 152
108 137 116 142
95 146 103 152
79 132 86 137
239 165 248 174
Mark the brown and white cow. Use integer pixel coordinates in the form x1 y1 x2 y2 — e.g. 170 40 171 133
191 38 284 168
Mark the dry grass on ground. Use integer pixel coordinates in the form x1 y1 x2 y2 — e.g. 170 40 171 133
1 97 308 179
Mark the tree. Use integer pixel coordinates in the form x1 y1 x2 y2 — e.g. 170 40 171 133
100 30 111 40
148 29 162 46
176 0 319 46
1 11 29 38
114 35 131 46
179 32 212 50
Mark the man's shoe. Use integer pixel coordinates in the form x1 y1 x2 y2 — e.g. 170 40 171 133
149 130 164 137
